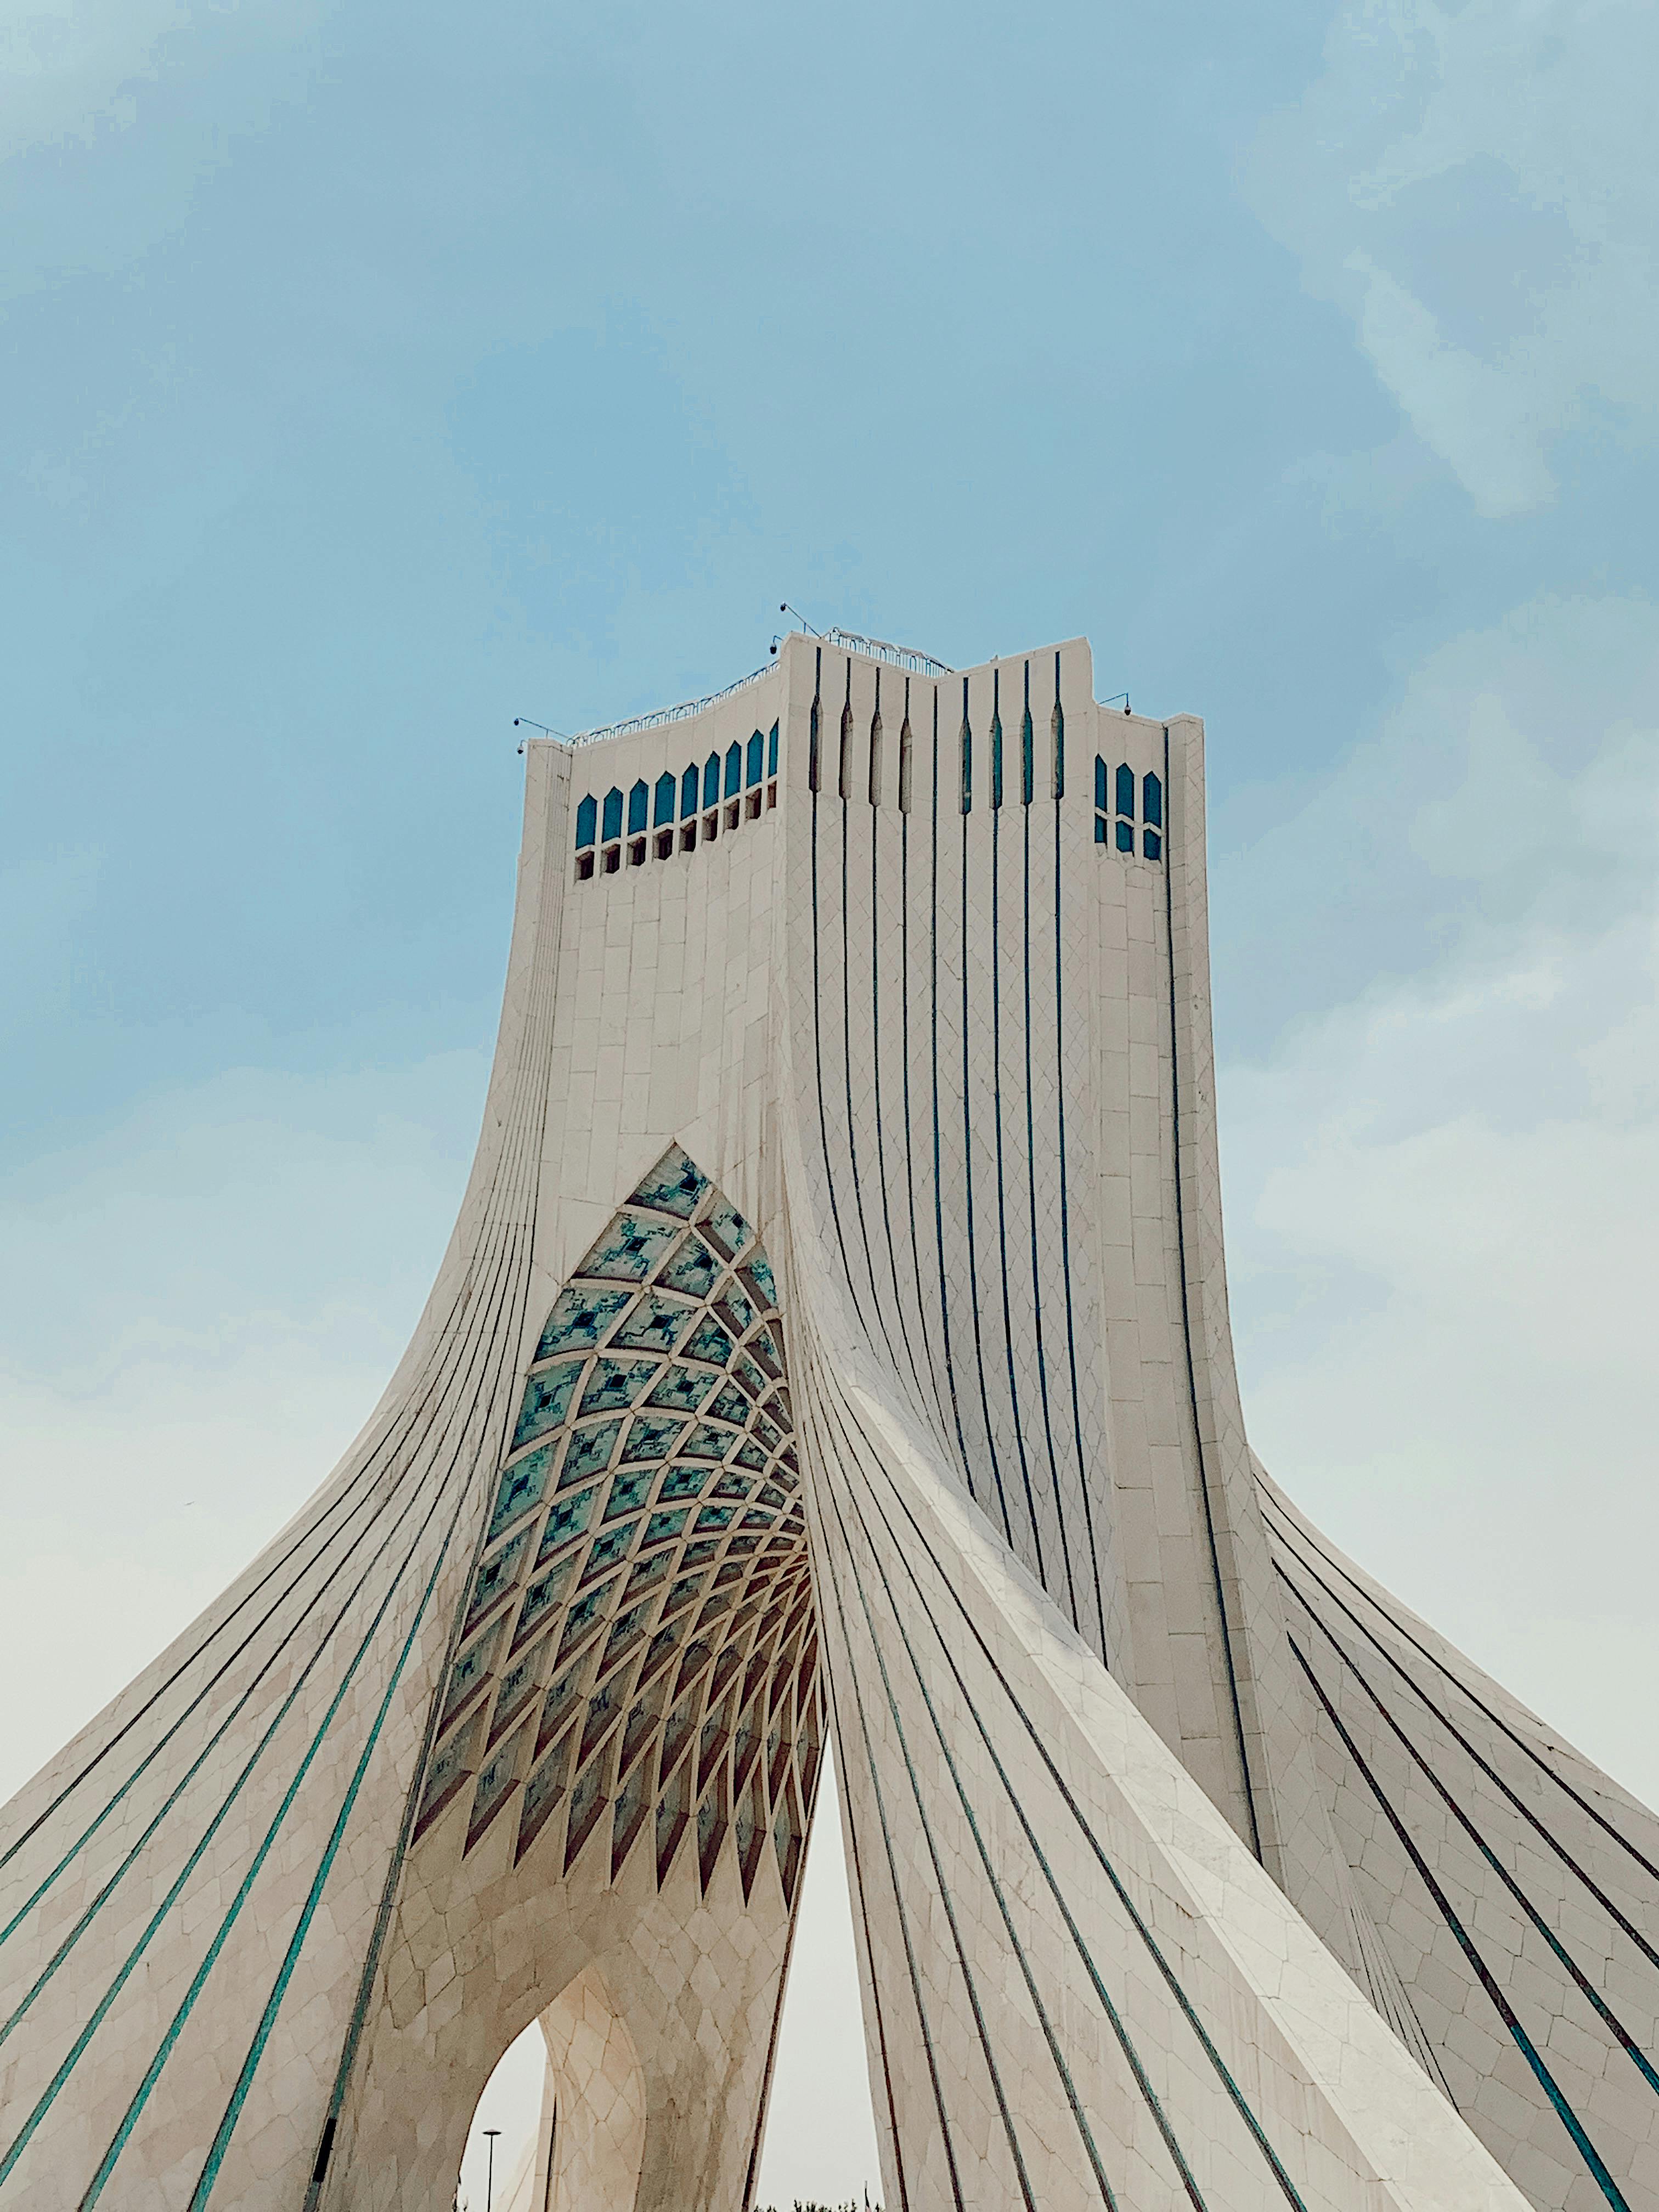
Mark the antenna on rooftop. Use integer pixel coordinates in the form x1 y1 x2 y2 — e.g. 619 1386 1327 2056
771 602 821 653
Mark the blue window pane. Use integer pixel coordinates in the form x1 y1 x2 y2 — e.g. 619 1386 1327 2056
746 731 763 786
681 765 698 818
1094 755 1108 811
1052 696 1065 798
628 780 648 834
1143 770 1163 828
725 741 741 797
768 721 778 775
704 752 720 808
1115 762 1135 817
1021 709 1034 805
1115 818 1133 853
990 714 1003 807
1143 828 1162 861
1094 814 1108 844
602 788 623 842
960 719 972 813
654 772 676 826
575 794 597 849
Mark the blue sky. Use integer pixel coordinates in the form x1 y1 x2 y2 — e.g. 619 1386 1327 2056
4 0 1658 2202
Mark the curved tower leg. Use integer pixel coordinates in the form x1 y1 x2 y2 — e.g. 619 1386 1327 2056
1 634 1652 2212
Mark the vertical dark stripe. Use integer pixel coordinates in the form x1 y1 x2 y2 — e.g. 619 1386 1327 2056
1020 778 1085 1642
1161 721 1261 1860
959 719 1016 1549
1291 1596 1659 2102
899 681 953 1453
1049 653 1109 1662
805 1383 967 2211
928 688 975 1504
819 1424 1097 2210
809 1381 1036 2212
866 682 932 1423
1260 1495 1659 1976
840 701 906 1383
1290 1639 1630 2212
824 1387 1306 2212
822 1390 1210 2212
988 756 1051 1587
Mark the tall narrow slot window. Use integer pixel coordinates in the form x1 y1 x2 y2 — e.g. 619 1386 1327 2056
898 711 913 814
704 754 720 809
1051 654 1065 797
767 721 779 776
1020 663 1034 805
838 696 854 800
808 650 822 792
602 788 624 843
576 794 597 849
681 765 699 818
867 674 883 806
1094 755 1109 812
746 731 763 786
654 773 676 827
959 680 972 814
990 672 1003 809
1115 762 1135 820
629 780 649 835
724 743 741 798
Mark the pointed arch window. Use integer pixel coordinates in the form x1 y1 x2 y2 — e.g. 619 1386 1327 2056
1142 770 1163 861
990 698 1004 808
628 780 649 835
1051 662 1065 798
681 765 699 818
1115 762 1135 820
768 722 779 776
725 742 742 798
868 709 883 805
898 715 913 814
602 788 624 842
703 753 720 809
576 794 597 849
654 772 676 827
746 731 763 786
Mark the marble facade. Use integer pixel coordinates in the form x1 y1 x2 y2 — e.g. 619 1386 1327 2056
1 631 1654 2211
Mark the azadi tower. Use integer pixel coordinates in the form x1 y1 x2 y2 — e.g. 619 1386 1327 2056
2 631 1656 2212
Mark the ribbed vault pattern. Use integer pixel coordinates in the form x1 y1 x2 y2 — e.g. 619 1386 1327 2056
411 1144 820 1905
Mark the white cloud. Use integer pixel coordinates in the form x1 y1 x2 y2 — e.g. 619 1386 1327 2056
0 0 193 159
1221 588 1659 1802
1247 0 1659 514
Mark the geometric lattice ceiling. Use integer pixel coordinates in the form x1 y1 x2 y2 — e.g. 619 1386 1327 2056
413 1146 821 1909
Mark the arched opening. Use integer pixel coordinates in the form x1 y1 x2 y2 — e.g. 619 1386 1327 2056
455 1969 647 2212
456 2021 549 2212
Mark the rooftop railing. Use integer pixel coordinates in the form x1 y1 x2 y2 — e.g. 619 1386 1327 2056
558 627 953 748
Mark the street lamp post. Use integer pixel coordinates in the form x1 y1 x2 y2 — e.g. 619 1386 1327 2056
483 2128 502 2212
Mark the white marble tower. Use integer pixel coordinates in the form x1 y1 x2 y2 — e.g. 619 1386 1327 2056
1 631 1654 2212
